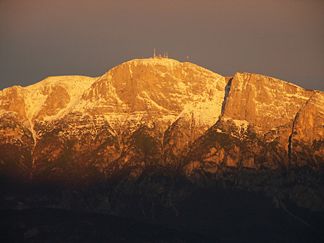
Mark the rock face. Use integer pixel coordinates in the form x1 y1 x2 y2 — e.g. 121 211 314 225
290 92 324 166
0 57 323 182
223 72 313 132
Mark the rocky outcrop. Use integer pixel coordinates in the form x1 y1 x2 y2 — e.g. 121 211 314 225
0 58 323 182
0 113 34 179
290 92 324 166
222 72 313 132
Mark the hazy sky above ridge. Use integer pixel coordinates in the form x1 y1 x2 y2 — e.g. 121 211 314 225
0 0 323 90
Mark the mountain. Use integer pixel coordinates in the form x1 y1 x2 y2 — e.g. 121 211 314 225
0 57 323 182
1 57 324 243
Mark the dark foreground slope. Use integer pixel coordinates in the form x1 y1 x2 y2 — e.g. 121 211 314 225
0 208 211 243
1 193 323 243
1 168 324 243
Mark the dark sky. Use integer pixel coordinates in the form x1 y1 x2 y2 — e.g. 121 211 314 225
0 0 323 90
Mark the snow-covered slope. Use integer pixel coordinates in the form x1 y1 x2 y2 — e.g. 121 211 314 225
78 57 226 129
1 58 226 130
0 75 96 122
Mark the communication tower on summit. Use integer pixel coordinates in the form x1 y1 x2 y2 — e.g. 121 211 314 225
153 49 169 59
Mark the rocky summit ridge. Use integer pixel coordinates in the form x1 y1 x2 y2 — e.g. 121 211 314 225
0 57 323 182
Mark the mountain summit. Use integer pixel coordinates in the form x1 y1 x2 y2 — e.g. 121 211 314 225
0 57 323 181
